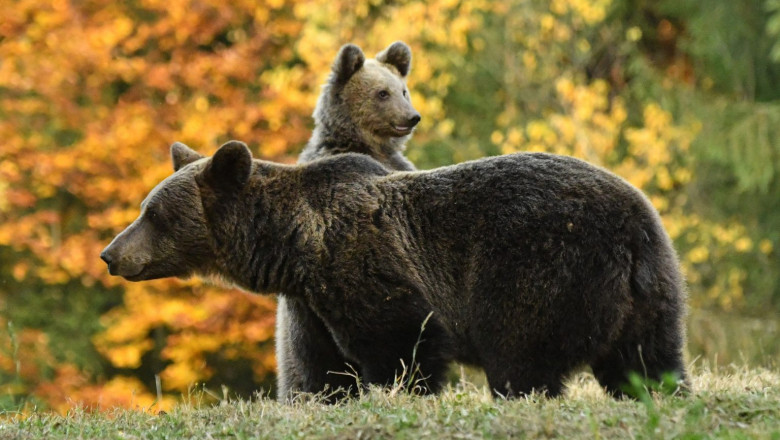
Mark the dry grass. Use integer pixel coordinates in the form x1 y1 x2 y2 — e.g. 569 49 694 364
2 364 779 439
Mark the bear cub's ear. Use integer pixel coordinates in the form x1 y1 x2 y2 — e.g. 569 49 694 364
376 41 412 78
332 43 366 85
171 142 204 171
203 140 253 191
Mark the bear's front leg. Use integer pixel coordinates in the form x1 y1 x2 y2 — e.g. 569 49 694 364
275 296 361 402
346 312 453 396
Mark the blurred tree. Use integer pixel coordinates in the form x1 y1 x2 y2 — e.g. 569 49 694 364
620 0 780 311
0 0 309 411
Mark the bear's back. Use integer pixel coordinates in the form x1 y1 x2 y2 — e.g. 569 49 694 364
387 152 639 201
376 152 657 254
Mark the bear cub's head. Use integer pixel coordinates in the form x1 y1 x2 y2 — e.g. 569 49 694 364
99 141 252 282
316 41 421 146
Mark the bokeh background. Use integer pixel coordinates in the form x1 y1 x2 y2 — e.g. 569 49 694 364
1 0 778 413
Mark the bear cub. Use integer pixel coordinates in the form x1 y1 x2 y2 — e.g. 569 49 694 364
102 141 689 399
299 41 420 171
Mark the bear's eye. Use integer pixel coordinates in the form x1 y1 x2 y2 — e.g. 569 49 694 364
403 89 407 97
145 207 162 226
377 90 390 100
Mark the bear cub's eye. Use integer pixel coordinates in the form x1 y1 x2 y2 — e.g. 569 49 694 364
377 90 390 99
403 89 407 97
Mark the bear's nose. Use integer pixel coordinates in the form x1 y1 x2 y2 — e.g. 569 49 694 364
408 113 421 127
100 249 113 266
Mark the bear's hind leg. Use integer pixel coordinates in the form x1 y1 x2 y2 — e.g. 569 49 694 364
590 349 632 398
591 324 687 398
594 225 689 398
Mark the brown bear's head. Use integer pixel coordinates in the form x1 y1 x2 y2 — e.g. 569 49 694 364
317 41 421 144
100 141 252 282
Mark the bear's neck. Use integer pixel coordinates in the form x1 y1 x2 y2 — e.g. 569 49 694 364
313 115 409 161
209 176 327 297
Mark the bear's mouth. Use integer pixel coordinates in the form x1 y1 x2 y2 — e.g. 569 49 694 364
122 268 149 282
108 262 146 280
392 125 414 136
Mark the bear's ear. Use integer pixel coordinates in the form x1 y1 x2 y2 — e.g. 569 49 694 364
171 142 204 171
203 140 253 191
376 41 412 78
332 43 365 85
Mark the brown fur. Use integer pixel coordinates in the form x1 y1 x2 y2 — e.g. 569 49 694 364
102 141 689 400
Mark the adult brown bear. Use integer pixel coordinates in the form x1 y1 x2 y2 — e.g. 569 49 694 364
101 141 688 399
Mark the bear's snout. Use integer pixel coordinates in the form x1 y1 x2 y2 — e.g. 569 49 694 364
391 113 421 136
100 242 149 279
101 221 154 280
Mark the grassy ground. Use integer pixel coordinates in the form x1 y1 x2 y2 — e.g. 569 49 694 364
1 365 779 439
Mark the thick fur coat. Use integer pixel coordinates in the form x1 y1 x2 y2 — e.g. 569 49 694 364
102 141 688 398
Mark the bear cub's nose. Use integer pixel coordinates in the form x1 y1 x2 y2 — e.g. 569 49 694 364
408 113 421 127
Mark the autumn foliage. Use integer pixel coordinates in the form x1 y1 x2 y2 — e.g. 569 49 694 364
0 0 776 412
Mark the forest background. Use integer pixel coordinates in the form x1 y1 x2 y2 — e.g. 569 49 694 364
1 0 779 413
